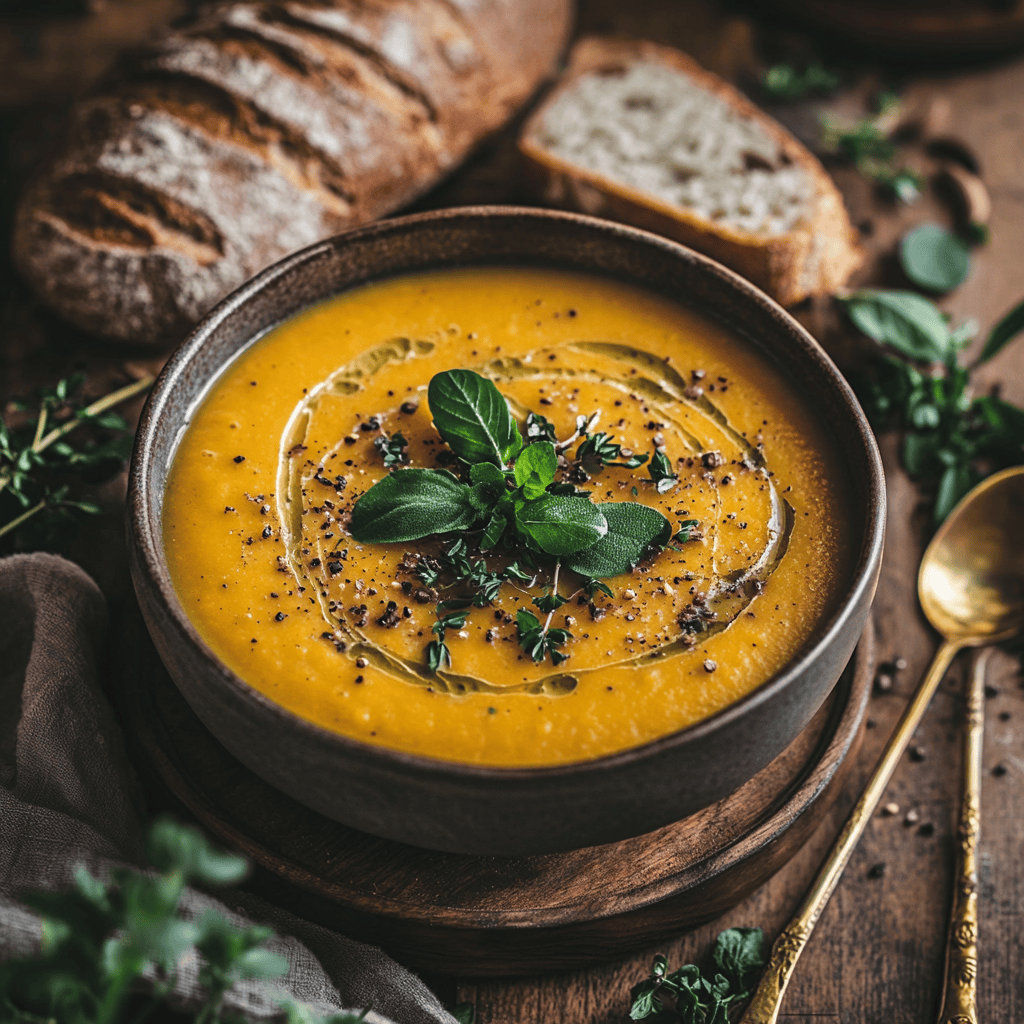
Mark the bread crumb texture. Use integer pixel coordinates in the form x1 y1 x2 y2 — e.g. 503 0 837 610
538 60 812 237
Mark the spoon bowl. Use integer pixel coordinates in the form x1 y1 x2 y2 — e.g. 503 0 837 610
919 465 1024 645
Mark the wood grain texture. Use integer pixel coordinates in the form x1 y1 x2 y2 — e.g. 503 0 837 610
118 606 871 976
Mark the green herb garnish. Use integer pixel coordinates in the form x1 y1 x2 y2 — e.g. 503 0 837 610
899 223 971 294
347 370 673 669
647 450 679 493
628 927 767 1021
0 374 153 549
847 290 1024 522
372 430 409 468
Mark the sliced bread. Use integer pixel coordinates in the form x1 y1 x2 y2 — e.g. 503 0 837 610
519 37 861 306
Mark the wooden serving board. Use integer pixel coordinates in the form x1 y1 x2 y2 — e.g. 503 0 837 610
118 606 874 977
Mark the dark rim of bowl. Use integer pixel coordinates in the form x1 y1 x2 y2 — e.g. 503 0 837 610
129 205 886 783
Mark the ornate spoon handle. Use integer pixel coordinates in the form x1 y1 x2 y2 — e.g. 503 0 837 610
739 638 963 1024
936 648 988 1024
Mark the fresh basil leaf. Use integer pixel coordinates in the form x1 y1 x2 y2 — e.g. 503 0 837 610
515 494 607 556
711 927 767 998
514 440 557 499
349 469 477 543
841 289 952 362
563 502 671 578
899 223 970 293
978 296 1024 364
428 370 522 465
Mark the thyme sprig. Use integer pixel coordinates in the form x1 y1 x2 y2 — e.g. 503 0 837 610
0 374 153 545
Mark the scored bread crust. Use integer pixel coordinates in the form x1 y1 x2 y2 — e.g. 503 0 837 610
518 37 862 307
13 0 572 345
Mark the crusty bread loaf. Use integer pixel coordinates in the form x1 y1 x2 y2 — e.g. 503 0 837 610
13 0 572 344
519 37 861 306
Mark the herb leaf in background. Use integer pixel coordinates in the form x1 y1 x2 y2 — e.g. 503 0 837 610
820 105 922 203
976 296 1024 365
428 369 523 466
899 223 971 293
848 291 1024 523
628 928 767 1021
761 61 841 101
0 817 364 1024
839 289 960 362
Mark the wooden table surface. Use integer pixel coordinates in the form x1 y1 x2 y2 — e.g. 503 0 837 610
2 2 1023 1022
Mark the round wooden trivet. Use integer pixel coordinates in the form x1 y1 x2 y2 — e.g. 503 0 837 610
118 610 874 976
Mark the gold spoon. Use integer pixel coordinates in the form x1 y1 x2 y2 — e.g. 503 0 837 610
739 465 1024 1024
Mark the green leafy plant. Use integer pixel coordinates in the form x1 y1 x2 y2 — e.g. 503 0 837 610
820 100 922 203
843 290 1024 522
347 370 689 669
761 61 841 101
899 223 971 293
628 928 767 1022
0 375 153 548
0 818 366 1024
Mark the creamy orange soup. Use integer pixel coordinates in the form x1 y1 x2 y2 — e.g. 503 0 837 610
164 267 851 766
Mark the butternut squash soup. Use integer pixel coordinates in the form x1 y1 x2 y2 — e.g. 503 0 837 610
163 267 852 767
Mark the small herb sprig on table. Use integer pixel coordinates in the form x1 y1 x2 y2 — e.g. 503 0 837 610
628 928 767 1022
841 289 1024 523
761 61 841 101
820 95 923 204
0 818 366 1024
0 374 153 548
348 370 682 669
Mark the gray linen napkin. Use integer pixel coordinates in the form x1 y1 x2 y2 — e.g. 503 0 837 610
0 552 458 1024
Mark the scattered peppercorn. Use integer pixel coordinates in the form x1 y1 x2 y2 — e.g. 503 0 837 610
868 863 886 879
